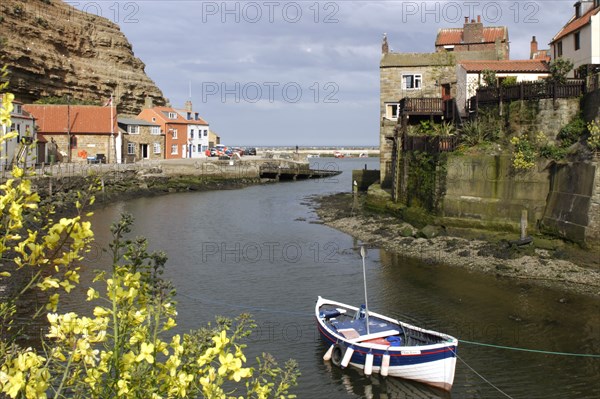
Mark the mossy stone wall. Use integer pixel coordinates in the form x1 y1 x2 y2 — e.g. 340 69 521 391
442 154 550 231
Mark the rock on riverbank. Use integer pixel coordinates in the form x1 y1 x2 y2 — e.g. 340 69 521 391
313 193 600 297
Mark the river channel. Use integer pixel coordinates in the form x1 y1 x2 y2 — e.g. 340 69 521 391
64 157 599 398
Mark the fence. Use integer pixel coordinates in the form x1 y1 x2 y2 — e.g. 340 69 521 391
472 80 586 109
402 134 459 153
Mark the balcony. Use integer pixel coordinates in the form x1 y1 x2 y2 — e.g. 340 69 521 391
399 98 444 115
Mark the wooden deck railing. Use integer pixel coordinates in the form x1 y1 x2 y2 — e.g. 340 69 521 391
402 134 459 153
399 98 444 115
470 80 586 111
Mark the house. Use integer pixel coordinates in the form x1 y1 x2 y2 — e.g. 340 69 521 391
435 16 509 59
1 99 38 168
137 106 191 159
208 130 220 149
456 60 551 116
117 118 164 163
380 18 509 187
530 36 551 62
175 100 210 158
550 0 600 77
24 104 117 164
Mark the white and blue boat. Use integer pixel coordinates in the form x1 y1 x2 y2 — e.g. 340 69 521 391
315 296 458 391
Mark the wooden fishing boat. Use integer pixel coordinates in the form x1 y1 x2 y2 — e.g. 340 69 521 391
315 296 458 391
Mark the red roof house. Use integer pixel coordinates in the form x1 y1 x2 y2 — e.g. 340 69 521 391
24 104 118 163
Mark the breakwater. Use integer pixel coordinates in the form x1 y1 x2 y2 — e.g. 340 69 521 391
16 158 339 208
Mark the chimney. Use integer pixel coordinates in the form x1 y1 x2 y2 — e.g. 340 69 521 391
382 33 389 54
463 17 483 43
144 96 153 109
477 15 481 23
530 36 538 59
464 16 468 24
184 100 193 112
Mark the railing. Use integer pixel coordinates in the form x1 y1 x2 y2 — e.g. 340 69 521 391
402 134 459 153
470 80 586 110
399 98 444 115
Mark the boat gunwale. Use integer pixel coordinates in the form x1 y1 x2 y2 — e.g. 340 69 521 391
315 296 458 351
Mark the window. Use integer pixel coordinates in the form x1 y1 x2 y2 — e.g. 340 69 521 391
171 129 178 139
153 143 161 154
152 117 156 122
402 74 422 90
203 130 208 137
198 144 202 152
171 144 178 154
151 126 160 135
190 129 194 139
168 112 177 119
195 113 199 120
574 31 581 51
127 142 135 155
557 41 563 57
15 104 22 114
128 125 139 134
385 103 400 119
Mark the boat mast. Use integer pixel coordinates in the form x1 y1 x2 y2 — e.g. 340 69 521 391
360 246 370 335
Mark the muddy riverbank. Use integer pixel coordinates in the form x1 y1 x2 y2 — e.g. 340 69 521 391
313 193 600 297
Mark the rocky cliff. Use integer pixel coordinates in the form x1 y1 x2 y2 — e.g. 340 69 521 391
0 0 166 114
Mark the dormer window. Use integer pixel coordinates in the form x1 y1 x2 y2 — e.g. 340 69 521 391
187 112 192 120
168 112 177 119
15 104 22 115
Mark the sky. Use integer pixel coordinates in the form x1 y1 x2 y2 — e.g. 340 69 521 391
73 1 574 146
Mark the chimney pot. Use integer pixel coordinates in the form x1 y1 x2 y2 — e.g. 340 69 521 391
477 15 481 22
464 16 468 24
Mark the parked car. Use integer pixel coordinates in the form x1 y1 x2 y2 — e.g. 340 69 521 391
245 147 257 156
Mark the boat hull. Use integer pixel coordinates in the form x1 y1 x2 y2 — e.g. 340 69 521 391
316 297 457 391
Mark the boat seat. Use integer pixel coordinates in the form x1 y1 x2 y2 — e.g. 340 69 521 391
349 329 400 343
337 328 360 340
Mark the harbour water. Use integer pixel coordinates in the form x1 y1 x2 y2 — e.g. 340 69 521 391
63 157 599 398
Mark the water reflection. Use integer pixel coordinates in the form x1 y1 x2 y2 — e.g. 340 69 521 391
59 158 599 398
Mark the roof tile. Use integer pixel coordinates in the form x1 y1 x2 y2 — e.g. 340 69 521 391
23 104 117 134
459 60 550 73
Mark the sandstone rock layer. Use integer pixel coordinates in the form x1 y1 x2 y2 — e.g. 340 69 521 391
0 0 166 114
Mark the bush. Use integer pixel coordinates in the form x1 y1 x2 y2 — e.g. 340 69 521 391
557 115 587 147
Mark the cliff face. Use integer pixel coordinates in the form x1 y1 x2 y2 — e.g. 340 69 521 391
0 0 166 114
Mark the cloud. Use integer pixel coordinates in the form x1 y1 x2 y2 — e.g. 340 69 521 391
78 1 574 145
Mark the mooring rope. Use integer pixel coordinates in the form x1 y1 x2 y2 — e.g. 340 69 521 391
452 349 514 399
459 339 600 358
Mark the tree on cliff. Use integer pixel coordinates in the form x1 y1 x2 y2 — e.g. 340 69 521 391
0 80 298 398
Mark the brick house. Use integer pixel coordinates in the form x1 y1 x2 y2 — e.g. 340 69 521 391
117 118 164 163
24 104 117 163
435 16 509 59
137 106 191 159
2 99 38 169
550 0 600 77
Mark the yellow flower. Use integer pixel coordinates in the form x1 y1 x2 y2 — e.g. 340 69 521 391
136 342 155 364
